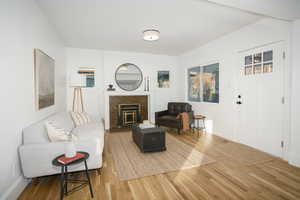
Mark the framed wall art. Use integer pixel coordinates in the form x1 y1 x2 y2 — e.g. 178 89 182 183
157 71 170 88
34 49 55 110
202 63 219 103
78 68 95 87
188 66 201 101
187 63 219 103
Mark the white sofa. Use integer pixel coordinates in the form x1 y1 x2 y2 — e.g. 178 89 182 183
19 112 104 178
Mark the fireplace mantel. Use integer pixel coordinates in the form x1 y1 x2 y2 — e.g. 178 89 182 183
104 92 151 130
105 91 151 97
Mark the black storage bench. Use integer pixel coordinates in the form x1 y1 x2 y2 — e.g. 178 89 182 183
132 124 166 153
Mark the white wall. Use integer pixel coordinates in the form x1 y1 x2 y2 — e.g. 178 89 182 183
290 19 300 167
66 48 182 125
66 48 105 118
0 0 66 199
103 51 182 114
178 18 291 152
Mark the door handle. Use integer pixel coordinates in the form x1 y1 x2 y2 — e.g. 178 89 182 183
236 101 242 105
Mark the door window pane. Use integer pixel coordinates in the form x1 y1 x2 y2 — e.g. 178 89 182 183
254 53 262 64
245 66 252 75
263 63 273 73
254 64 262 74
263 51 273 62
245 55 252 65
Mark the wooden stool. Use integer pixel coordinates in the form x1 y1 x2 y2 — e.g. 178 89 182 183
192 115 206 137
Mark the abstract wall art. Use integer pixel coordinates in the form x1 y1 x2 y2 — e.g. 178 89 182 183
188 66 201 101
157 71 170 88
78 68 95 87
187 63 219 103
202 63 219 103
34 49 55 110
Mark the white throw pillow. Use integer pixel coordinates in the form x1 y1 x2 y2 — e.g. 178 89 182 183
45 121 70 142
70 112 91 127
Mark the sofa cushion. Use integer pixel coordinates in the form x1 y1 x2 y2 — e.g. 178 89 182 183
158 115 179 121
70 112 91 127
47 112 75 132
72 122 104 140
168 102 192 116
23 112 75 144
45 121 70 142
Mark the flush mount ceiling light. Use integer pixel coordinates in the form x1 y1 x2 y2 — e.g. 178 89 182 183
143 29 160 41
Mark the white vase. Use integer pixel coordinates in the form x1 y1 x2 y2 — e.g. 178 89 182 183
65 142 76 158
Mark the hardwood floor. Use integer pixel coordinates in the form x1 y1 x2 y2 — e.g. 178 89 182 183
19 131 300 200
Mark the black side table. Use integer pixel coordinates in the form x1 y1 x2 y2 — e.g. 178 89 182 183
52 151 94 200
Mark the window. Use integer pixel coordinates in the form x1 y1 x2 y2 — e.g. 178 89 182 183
244 50 273 75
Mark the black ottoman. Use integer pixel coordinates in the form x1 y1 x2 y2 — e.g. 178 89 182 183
132 124 166 153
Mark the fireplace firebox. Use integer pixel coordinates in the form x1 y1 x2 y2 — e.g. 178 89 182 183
117 104 141 127
109 95 148 130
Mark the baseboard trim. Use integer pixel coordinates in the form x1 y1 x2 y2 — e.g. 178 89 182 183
0 176 29 200
288 151 300 168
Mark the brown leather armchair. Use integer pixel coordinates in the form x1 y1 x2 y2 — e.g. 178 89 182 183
155 102 194 134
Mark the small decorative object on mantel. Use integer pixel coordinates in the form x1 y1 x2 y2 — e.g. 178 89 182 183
147 76 150 91
107 84 115 91
144 76 150 91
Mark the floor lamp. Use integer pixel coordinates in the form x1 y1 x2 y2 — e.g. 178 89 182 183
72 87 85 112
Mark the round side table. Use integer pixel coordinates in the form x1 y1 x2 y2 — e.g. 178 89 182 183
192 115 206 137
52 151 94 200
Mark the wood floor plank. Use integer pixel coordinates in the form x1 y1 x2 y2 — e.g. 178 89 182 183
18 131 300 200
155 174 185 200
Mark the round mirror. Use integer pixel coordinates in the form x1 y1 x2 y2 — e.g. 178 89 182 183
115 63 143 91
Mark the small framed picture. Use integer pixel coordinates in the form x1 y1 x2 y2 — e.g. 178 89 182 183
78 68 95 87
157 71 170 88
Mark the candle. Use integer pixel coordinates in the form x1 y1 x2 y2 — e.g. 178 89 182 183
147 76 150 91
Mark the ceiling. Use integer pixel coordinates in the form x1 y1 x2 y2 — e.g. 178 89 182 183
36 0 263 56
203 0 300 21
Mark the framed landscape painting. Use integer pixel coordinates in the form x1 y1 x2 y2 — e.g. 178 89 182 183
188 66 201 101
34 49 55 110
157 71 170 88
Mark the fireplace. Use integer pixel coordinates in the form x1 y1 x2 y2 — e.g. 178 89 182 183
109 95 148 130
118 104 141 127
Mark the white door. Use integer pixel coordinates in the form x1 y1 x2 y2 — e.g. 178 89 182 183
236 42 284 158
